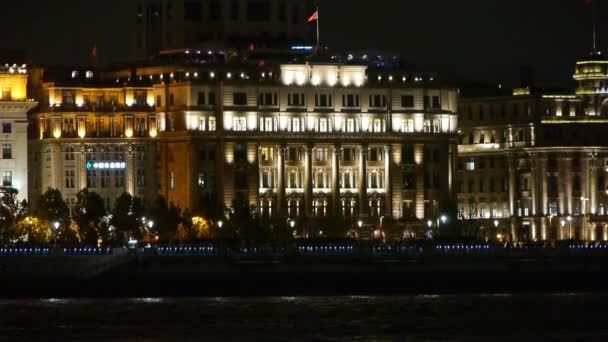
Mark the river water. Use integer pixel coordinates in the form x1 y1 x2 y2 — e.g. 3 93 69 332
1 294 607 341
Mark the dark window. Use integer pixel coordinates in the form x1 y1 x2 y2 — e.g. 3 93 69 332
432 96 441 108
423 96 430 109
208 150 216 161
231 0 240 20
401 95 414 108
208 92 216 105
169 94 175 106
278 0 286 21
197 92 205 105
235 143 247 162
210 0 221 20
402 145 414 164
233 93 248 105
184 1 203 21
2 123 11 133
235 171 248 189
403 173 416 190
247 0 271 21
199 150 207 161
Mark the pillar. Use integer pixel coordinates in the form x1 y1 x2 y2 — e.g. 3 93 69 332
277 145 286 217
125 143 135 196
304 144 313 217
358 144 368 217
331 144 341 216
384 145 392 217
415 144 425 220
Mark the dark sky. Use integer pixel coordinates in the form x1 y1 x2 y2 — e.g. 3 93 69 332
1 0 606 88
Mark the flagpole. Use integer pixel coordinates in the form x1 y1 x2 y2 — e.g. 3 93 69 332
316 6 320 49
592 0 597 52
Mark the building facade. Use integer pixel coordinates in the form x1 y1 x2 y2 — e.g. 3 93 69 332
28 68 159 212
457 53 608 242
129 0 314 60
0 64 37 202
149 61 459 227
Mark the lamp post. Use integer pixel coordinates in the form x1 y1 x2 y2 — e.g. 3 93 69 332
560 219 566 240
147 220 154 229
567 216 572 240
52 221 60 248
289 220 296 237
493 220 499 242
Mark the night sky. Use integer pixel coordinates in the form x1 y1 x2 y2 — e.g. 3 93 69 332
1 0 606 88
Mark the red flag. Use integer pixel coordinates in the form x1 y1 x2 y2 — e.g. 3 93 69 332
307 10 318 23
585 0 593 5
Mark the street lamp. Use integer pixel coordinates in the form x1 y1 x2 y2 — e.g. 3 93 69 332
440 215 447 224
217 220 224 229
427 220 432 229
494 220 499 229
567 216 572 240
147 220 154 229
52 221 60 248
357 220 363 229
289 220 295 229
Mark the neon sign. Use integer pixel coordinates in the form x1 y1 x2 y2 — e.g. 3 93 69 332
86 161 126 170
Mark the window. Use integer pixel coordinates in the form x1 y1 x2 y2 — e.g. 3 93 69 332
87 170 97 188
2 171 11 187
401 119 414 133
403 173 416 190
1 88 11 101
369 94 387 108
156 95 162 107
231 0 240 20
466 159 476 171
371 118 383 133
2 144 11 159
258 93 278 106
65 170 75 189
344 118 355 133
319 118 328 132
247 0 271 21
288 117 301 132
343 172 354 189
401 95 414 108
115 170 125 188
423 96 430 110
261 170 273 188
261 117 275 132
342 94 360 107
137 168 145 187
197 173 206 188
432 96 441 108
288 93 305 106
62 90 75 105
233 92 248 105
184 1 203 21
233 117 247 131
314 148 328 162
260 147 274 161
170 172 175 190
208 92 216 105
208 117 216 131
101 170 111 188
197 92 205 105
169 94 175 106
2 123 11 133
315 94 332 107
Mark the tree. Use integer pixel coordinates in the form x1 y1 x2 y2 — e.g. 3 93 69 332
0 189 27 244
147 196 181 243
13 217 53 245
196 191 223 221
36 188 70 228
111 193 145 244
74 189 107 246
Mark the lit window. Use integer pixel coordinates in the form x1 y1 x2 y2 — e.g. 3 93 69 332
466 160 476 171
2 171 12 187
233 117 247 131
170 172 175 190
2 144 11 159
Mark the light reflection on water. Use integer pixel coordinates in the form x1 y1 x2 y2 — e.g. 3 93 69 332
0 294 607 340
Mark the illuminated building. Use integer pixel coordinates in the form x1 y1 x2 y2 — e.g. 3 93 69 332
0 63 37 202
27 68 159 211
129 0 314 60
457 51 608 242
147 54 459 226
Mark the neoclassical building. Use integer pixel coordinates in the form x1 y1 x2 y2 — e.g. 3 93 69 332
458 52 608 242
0 64 37 202
28 68 159 212
149 58 459 224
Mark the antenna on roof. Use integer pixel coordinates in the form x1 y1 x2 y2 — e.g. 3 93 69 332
586 0 600 54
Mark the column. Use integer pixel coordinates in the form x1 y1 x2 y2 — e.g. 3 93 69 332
384 145 392 217
589 154 598 216
331 144 341 216
508 155 516 216
530 154 538 240
277 145 287 217
415 144 425 220
304 144 313 217
540 157 548 240
78 143 87 190
125 144 135 196
358 144 368 217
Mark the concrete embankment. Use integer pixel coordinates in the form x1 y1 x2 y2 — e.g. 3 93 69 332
1 251 608 297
